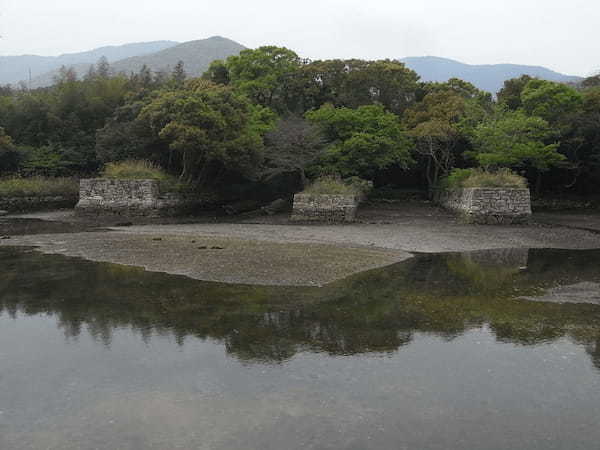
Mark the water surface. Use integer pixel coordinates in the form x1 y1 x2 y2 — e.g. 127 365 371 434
1 246 600 450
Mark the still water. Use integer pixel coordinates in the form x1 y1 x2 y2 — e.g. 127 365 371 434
1 246 600 450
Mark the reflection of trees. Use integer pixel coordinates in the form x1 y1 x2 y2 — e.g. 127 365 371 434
1 247 600 366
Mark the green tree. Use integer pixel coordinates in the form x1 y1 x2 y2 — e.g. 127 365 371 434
223 46 303 111
404 83 490 190
306 104 413 180
202 60 230 85
171 60 186 86
471 109 564 193
139 81 271 185
0 127 22 173
521 79 582 125
497 75 533 111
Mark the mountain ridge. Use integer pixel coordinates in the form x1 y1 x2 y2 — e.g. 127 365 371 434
0 41 179 86
400 56 582 94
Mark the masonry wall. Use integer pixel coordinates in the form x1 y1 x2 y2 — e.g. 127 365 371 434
436 188 532 224
75 179 191 217
291 194 359 223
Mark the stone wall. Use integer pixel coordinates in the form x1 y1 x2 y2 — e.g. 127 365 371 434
291 194 359 223
436 188 532 224
0 195 78 212
75 179 192 217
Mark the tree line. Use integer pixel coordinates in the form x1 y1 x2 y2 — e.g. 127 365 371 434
1 46 599 198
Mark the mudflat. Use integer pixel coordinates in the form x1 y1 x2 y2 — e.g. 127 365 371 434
2 203 600 286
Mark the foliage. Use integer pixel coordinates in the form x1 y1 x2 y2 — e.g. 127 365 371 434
497 75 533 110
521 79 582 125
442 168 527 189
139 81 271 184
219 46 303 111
471 109 564 171
301 176 367 196
101 159 188 192
306 104 413 180
0 127 23 173
0 176 78 197
286 59 420 115
404 81 491 189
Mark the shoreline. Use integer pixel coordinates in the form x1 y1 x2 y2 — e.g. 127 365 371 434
3 204 600 286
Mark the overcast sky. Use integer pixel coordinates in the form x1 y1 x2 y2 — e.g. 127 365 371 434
1 0 598 76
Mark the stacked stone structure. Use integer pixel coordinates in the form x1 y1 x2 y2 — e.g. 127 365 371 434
436 188 532 224
291 194 359 223
75 179 190 216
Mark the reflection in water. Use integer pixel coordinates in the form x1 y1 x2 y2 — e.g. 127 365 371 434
2 246 600 450
1 246 600 366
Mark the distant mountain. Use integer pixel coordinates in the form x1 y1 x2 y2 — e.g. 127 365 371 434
0 41 179 86
109 36 246 78
400 56 583 95
27 36 246 88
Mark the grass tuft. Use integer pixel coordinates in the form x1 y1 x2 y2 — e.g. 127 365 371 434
443 168 528 189
302 176 370 196
101 160 189 193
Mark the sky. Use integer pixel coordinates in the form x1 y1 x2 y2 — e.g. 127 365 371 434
0 0 598 76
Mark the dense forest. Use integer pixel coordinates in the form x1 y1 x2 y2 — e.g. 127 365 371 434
1 45 599 201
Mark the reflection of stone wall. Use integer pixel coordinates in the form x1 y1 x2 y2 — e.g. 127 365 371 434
291 194 359 223
0 195 78 212
436 188 531 224
75 179 190 217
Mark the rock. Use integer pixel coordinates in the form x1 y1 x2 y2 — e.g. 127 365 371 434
0 236 11 240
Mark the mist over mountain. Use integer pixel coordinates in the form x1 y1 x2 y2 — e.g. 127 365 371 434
0 41 179 86
400 56 582 94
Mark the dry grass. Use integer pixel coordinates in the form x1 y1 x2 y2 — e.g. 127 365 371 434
302 176 366 196
444 168 527 189
102 160 189 192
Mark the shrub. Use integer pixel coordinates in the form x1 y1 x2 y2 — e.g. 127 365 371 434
101 160 189 192
302 176 369 196
0 177 79 198
442 168 527 189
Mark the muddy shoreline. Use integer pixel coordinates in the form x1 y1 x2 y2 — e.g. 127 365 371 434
2 203 600 286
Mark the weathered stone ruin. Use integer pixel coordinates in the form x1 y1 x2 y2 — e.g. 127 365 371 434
291 194 359 223
436 188 532 224
75 179 190 217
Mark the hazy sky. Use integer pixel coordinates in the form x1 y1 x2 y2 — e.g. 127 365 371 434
1 0 598 76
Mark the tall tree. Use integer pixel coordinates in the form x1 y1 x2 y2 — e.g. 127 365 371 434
172 60 186 85
139 81 269 185
497 75 533 110
471 109 564 193
223 46 304 111
306 104 413 180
